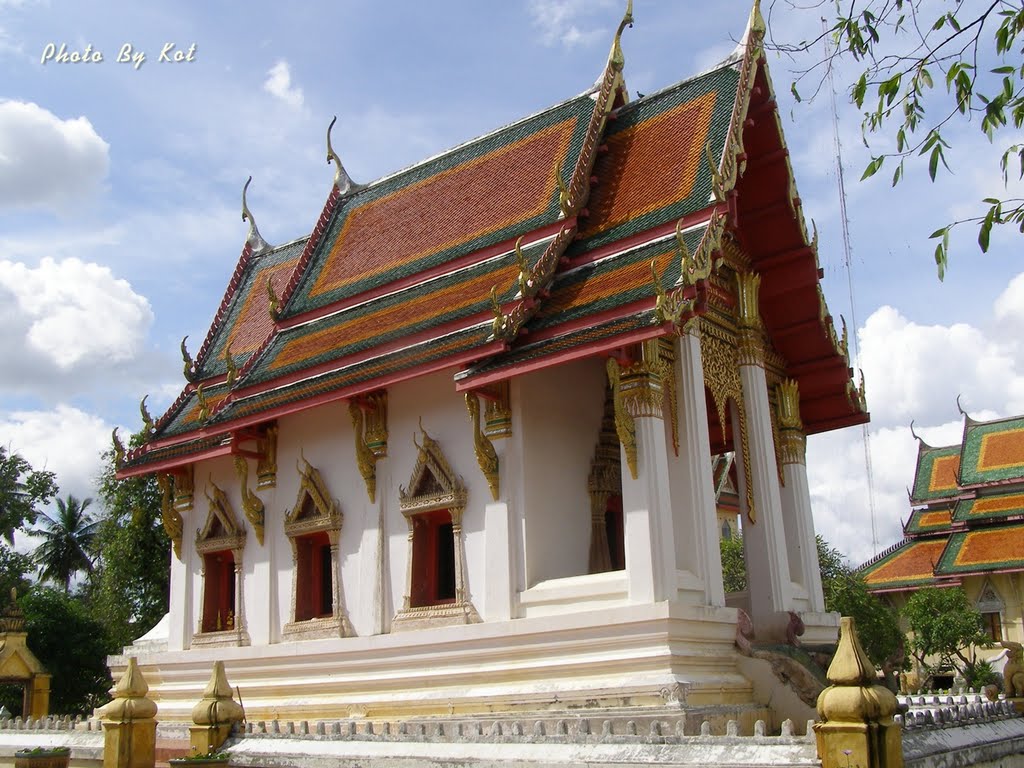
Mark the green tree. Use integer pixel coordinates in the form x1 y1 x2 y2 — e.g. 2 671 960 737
0 446 57 542
8 588 115 716
778 0 1024 277
31 494 100 594
720 534 747 593
90 443 169 650
902 585 991 686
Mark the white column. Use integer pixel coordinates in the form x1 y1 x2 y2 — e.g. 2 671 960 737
609 349 677 605
735 273 792 630
671 330 725 607
777 379 826 613
483 432 517 621
168 541 190 651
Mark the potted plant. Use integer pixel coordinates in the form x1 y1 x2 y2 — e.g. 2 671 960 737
168 751 230 766
14 746 70 768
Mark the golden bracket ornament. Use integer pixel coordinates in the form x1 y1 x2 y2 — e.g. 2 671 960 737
196 383 210 422
157 473 184 560
605 357 638 480
233 455 265 545
465 392 499 501
349 400 378 503
556 161 572 218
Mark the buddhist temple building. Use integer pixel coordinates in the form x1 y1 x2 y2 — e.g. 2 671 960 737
861 409 1024 651
113 1 867 725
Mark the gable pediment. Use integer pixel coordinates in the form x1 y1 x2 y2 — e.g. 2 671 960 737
399 429 466 514
285 458 342 536
197 481 245 553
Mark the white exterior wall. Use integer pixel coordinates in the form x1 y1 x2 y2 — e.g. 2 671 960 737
518 357 606 587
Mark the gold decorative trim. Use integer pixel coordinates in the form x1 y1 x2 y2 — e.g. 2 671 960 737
233 456 264 546
606 357 637 480
256 423 278 489
653 337 679 456
140 395 154 436
362 390 389 457
196 480 245 554
588 387 621 573
483 381 512 438
735 272 765 367
699 321 756 523
266 275 280 321
398 426 468 514
225 344 238 387
776 379 806 466
173 464 194 512
654 213 726 333
157 474 184 561
111 428 126 468
349 400 378 503
196 383 210 422
465 393 499 501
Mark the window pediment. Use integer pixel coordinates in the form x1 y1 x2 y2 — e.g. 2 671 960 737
197 481 245 554
285 458 342 538
399 429 466 515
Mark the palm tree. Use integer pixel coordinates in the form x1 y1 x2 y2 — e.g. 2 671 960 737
32 495 100 593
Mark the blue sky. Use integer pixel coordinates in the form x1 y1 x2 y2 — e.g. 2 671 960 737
1 0 1022 566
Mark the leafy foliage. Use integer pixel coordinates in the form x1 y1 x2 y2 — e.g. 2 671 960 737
13 588 115 716
902 585 991 683
89 443 170 649
778 0 1024 277
720 534 747 593
0 447 57 544
31 495 100 593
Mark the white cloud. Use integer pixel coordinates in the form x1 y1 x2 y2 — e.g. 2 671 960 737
0 404 113 505
528 0 613 48
805 280 1024 565
263 61 304 108
0 257 152 373
0 101 109 212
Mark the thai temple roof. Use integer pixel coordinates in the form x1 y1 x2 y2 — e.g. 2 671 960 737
118 1 868 478
861 409 1024 592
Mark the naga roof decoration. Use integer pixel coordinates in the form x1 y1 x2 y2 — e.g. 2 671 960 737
862 406 1024 591
119 0 866 476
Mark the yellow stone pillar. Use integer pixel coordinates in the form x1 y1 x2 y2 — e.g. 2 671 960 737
27 673 50 719
189 661 243 755
97 657 158 768
814 617 903 768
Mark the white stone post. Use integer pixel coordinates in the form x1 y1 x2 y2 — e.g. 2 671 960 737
608 346 677 605
776 379 826 613
735 273 792 633
671 329 725 607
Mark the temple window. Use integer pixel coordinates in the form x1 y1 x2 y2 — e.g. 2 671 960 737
201 550 236 632
976 580 1005 643
981 611 1003 642
283 459 351 640
193 481 249 648
410 510 457 608
394 426 479 629
294 531 333 621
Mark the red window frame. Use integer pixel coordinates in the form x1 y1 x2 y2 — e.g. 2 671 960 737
410 509 456 608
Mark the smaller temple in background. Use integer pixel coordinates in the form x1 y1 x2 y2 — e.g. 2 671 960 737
861 408 1024 653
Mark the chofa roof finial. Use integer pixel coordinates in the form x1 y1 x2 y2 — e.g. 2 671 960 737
956 393 968 418
909 419 920 442
609 0 634 71
326 116 360 196
242 176 271 253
